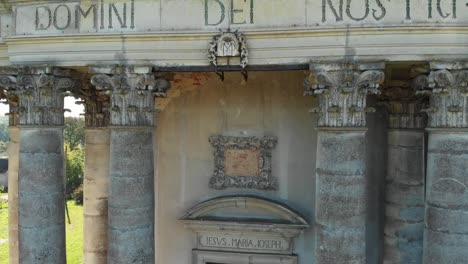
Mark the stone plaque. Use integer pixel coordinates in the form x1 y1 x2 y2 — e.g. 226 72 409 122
199 234 290 253
224 148 260 177
208 135 278 190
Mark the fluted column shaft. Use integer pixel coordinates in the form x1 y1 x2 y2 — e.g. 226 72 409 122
0 67 73 263
416 65 468 264
305 62 384 264
90 66 169 264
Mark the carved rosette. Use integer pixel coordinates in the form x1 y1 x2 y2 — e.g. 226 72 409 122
208 135 278 190
90 71 170 127
0 67 74 126
380 80 428 129
415 69 468 128
305 64 385 127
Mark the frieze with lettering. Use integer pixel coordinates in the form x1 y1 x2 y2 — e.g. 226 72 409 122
12 0 468 36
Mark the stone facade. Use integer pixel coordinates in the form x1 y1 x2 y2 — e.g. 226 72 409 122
0 1 467 264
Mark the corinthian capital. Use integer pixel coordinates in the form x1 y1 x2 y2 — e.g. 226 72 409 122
0 66 74 126
90 66 170 126
304 62 385 127
414 64 468 128
380 80 428 129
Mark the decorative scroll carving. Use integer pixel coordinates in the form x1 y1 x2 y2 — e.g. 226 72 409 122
415 69 468 128
90 67 170 126
208 135 278 190
0 67 74 126
208 30 248 68
304 63 385 127
380 80 428 129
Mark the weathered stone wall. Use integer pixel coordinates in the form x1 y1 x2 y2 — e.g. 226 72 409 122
154 71 387 264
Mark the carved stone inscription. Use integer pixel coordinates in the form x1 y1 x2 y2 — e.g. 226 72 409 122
14 0 468 36
199 234 290 252
224 148 260 177
34 1 135 31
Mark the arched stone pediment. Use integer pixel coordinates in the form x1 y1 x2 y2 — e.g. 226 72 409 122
181 195 308 226
181 195 309 255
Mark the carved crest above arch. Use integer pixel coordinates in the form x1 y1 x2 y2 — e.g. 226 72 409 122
208 29 248 68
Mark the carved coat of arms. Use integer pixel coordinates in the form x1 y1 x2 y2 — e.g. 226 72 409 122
208 30 248 68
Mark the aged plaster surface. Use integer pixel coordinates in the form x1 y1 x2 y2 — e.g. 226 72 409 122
208 135 278 190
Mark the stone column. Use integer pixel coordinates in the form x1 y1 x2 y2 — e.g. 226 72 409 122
381 81 427 264
90 66 169 264
79 85 110 264
7 100 19 264
417 63 468 264
305 62 385 264
0 67 73 263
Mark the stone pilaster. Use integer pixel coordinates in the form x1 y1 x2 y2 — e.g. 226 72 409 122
305 62 384 264
75 81 111 264
7 122 19 264
381 80 427 264
1 91 20 264
90 65 169 264
415 63 468 264
0 66 73 264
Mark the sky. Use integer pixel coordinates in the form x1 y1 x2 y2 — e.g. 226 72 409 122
0 97 84 118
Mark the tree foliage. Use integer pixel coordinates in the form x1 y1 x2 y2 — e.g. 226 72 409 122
64 117 85 151
65 144 84 199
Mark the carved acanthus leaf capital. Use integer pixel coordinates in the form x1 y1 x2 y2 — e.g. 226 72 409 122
379 80 428 129
414 68 468 128
72 80 110 128
305 63 385 127
90 67 170 126
0 67 75 126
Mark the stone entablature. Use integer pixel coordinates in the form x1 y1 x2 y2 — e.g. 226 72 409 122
0 1 468 67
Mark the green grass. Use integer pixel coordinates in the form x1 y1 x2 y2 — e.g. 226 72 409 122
66 201 83 264
0 196 8 263
0 200 83 263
